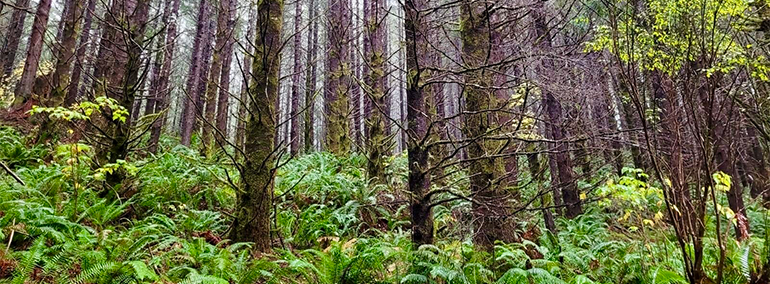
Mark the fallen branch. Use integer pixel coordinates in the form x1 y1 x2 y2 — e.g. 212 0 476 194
0 161 25 186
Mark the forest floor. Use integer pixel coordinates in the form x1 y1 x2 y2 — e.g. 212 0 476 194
0 126 766 284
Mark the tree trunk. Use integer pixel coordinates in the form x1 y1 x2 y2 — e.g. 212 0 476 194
289 0 303 155
532 0 582 218
324 0 352 155
236 7 257 156
148 0 182 153
0 0 30 78
365 0 388 183
214 0 236 145
304 0 318 153
181 0 212 146
230 0 283 252
12 0 52 110
65 0 96 106
202 0 231 152
460 1 517 250
405 0 434 247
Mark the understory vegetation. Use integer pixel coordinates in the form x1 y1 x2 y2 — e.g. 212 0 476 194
0 127 767 284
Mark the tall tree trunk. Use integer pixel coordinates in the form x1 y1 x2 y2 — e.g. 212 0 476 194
460 0 517 250
148 0 182 153
230 0 283 252
12 0 53 111
214 0 236 145
0 0 30 78
532 0 582 218
289 0 303 155
202 0 231 152
65 0 96 106
236 7 257 155
365 0 388 183
304 0 318 152
324 0 352 155
404 0 433 247
180 0 212 146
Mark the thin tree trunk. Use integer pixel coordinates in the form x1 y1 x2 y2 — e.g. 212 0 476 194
149 0 181 153
236 7 257 155
365 0 388 183
214 0 236 144
203 0 230 152
289 0 302 155
532 0 582 218
0 0 30 78
65 0 96 106
304 0 318 152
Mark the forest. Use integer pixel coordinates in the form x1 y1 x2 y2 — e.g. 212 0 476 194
0 0 770 282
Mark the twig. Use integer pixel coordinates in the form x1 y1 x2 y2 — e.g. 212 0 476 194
0 161 25 186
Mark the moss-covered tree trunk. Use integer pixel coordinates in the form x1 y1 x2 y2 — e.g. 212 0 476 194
365 0 389 183
460 1 517 250
229 0 283 252
324 0 352 155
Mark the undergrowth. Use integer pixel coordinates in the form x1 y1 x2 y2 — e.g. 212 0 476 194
0 128 767 283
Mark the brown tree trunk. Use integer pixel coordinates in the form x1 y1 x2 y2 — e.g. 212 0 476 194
202 0 232 152
180 0 212 146
148 0 182 153
365 0 388 183
405 0 434 247
461 1 518 250
324 0 352 154
0 0 30 78
236 7 257 155
13 0 52 110
65 0 96 106
230 0 283 252
214 0 236 145
532 0 582 218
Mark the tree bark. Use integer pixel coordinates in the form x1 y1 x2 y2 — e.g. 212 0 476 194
12 0 52 110
180 0 212 146
405 0 434 247
289 0 303 155
531 0 582 218
148 0 182 153
65 0 96 106
0 0 30 78
460 1 518 250
202 0 233 152
365 0 388 183
324 0 352 155
304 0 318 152
230 0 283 252
214 0 236 144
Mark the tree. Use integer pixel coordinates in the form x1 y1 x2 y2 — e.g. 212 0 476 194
404 0 434 247
325 0 352 154
229 0 283 252
0 0 30 79
180 0 212 146
364 0 389 183
214 0 236 144
148 0 182 153
304 0 319 152
202 0 234 152
12 0 52 111
65 0 97 106
290 0 303 155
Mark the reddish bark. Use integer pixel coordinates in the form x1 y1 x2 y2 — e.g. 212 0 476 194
0 0 30 78
181 0 212 146
48 0 87 107
215 0 236 143
13 0 52 107
148 0 182 153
